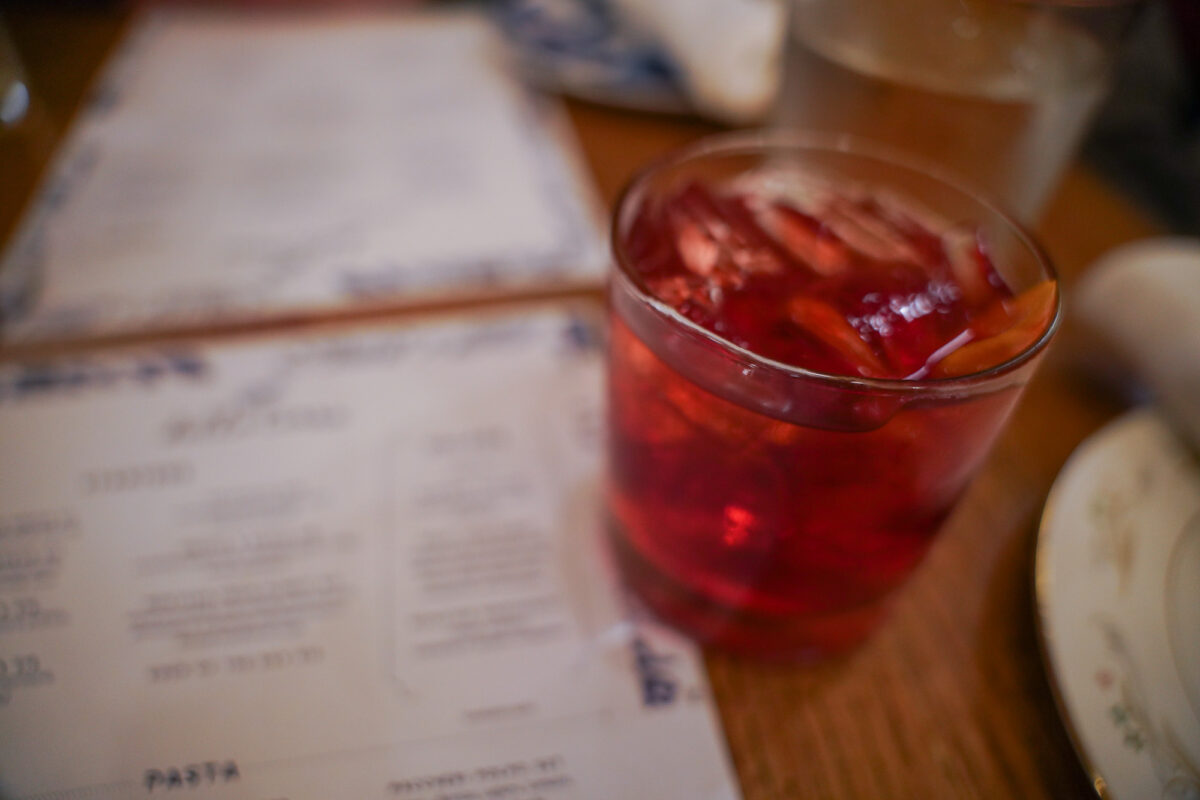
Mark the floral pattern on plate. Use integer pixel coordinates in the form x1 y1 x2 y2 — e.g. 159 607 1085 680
1038 408 1200 800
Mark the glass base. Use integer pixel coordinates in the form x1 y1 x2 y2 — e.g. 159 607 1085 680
610 525 891 663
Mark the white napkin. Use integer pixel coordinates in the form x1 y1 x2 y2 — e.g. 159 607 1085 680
609 0 786 122
1075 237 1200 450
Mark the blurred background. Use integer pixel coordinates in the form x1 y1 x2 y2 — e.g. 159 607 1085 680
1084 0 1200 234
1 0 1197 236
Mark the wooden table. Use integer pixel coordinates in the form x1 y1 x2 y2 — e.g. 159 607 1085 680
0 7 1165 799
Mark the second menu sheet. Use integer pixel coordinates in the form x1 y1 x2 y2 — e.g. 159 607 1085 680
0 306 741 800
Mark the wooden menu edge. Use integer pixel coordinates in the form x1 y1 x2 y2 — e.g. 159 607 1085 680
0 283 608 364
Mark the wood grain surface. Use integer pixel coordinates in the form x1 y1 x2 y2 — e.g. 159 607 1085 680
0 7 1166 799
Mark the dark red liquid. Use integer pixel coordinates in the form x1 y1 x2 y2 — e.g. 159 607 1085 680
608 175 1052 659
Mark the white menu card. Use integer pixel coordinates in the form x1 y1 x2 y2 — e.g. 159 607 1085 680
0 306 741 799
0 10 606 342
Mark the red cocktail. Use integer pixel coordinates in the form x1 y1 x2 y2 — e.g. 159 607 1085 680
607 134 1059 660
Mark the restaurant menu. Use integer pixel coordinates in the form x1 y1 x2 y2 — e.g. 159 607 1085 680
0 307 741 799
0 10 606 342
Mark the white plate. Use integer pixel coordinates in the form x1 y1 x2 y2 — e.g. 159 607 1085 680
1038 408 1200 799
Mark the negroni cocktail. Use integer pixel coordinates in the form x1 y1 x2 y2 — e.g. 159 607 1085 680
608 134 1058 659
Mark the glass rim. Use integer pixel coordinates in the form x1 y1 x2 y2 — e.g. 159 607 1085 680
610 129 1063 397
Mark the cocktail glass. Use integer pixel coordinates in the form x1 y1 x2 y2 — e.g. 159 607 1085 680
607 131 1060 661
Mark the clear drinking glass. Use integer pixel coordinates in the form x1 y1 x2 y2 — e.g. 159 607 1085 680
606 132 1061 660
775 0 1144 221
